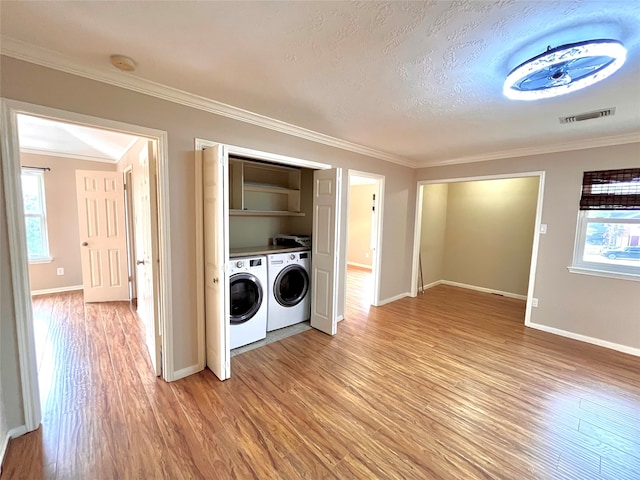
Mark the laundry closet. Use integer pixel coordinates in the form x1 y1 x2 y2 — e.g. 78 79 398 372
200 143 340 381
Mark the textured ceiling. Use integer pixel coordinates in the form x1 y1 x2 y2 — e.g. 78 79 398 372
1 1 639 167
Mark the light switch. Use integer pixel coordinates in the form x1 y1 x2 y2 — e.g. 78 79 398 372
540 224 547 234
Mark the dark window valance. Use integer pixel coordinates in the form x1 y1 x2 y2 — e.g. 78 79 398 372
580 168 640 210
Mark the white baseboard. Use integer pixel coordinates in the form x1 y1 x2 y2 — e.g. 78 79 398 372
440 280 527 301
172 364 203 381
419 280 443 291
31 285 83 296
1 425 28 472
337 315 344 322
347 261 372 270
377 292 410 306
526 322 640 357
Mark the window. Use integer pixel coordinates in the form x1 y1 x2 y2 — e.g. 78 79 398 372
21 168 51 262
571 168 640 279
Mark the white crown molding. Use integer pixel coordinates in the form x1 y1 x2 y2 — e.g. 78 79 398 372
20 148 118 164
419 132 640 168
0 36 416 168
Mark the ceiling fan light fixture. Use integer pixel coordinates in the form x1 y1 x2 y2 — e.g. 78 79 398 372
503 39 627 101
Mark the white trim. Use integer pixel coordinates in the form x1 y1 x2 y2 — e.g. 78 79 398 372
418 133 640 168
526 322 640 357
337 315 344 322
440 280 527 301
0 37 413 168
194 141 206 373
31 285 83 296
28 257 53 264
377 292 410 306
20 148 120 164
347 261 372 270
420 280 443 291
566 266 640 282
173 364 204 381
524 173 546 325
1 100 42 432
1 100 174 437
1 424 29 470
2 38 638 170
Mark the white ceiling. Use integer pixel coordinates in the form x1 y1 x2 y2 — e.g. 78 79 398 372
17 114 140 163
2 1 639 168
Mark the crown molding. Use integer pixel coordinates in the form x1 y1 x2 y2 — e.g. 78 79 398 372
0 36 416 168
19 148 119 164
418 132 640 168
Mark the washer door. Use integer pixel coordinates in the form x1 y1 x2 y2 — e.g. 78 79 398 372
273 265 309 307
230 273 263 324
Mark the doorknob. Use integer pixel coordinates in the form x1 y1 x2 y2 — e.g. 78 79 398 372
81 242 88 247
137 260 145 265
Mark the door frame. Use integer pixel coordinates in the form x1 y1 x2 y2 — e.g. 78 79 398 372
411 171 546 326
194 138 331 375
0 98 174 433
344 170 385 307
123 167 137 301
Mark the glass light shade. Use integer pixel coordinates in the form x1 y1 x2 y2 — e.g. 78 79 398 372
503 39 627 101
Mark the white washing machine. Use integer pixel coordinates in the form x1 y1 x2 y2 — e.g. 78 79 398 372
229 255 268 349
267 250 311 332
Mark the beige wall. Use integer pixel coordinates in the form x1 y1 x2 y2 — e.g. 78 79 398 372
347 184 375 268
416 142 640 350
1 56 417 390
443 177 538 296
21 153 117 292
420 183 448 286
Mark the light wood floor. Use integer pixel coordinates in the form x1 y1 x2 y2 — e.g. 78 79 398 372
2 269 639 479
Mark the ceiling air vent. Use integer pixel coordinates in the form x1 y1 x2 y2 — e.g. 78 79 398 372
560 107 616 124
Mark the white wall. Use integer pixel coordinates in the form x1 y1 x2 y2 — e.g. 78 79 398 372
416 142 640 351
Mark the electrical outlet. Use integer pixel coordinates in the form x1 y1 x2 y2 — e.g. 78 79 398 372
365 252 369 258
56 267 64 276
531 298 539 307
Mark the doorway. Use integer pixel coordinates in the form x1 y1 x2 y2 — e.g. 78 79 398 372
345 170 384 309
412 172 545 325
1 99 173 433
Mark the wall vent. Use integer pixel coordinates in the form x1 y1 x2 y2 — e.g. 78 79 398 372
560 107 616 124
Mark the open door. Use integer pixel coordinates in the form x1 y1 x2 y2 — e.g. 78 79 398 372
203 145 230 380
76 170 129 302
133 140 162 376
311 168 341 335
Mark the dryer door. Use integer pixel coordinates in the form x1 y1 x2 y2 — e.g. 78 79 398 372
229 273 263 324
273 265 309 307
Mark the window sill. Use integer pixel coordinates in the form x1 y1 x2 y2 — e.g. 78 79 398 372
567 266 640 282
29 257 53 265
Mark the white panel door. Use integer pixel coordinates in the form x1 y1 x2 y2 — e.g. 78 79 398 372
76 170 129 303
311 168 341 335
203 145 230 380
133 140 161 376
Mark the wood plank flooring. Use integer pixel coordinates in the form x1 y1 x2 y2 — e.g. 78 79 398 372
2 269 639 479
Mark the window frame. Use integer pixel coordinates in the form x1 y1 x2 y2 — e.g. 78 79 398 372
21 167 52 263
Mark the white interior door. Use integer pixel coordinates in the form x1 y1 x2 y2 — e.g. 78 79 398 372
76 170 129 303
311 168 341 335
132 140 162 376
203 145 230 380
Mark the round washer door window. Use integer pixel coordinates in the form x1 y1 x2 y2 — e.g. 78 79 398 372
274 265 309 307
230 273 263 324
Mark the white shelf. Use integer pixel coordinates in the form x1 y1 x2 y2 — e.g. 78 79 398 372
229 209 305 217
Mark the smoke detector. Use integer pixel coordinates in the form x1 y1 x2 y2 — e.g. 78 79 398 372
560 108 616 124
110 54 136 72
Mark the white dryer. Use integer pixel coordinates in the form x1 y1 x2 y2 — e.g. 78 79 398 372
229 255 268 349
267 251 311 332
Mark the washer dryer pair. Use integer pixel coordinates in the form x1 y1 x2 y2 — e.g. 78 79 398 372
267 250 311 332
229 255 268 349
